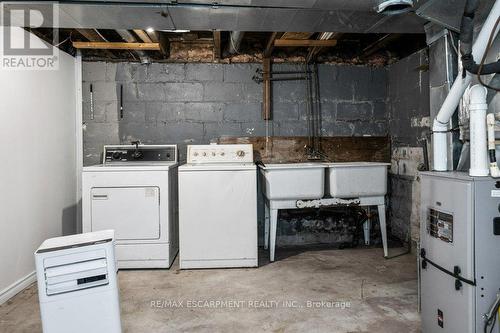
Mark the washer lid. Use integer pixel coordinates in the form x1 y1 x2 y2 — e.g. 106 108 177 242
179 163 256 172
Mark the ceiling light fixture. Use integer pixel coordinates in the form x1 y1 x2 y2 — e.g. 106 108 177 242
146 27 155 33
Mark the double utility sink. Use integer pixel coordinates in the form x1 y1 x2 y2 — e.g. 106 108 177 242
259 162 390 201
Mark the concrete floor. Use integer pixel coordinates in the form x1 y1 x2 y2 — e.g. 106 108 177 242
0 247 420 333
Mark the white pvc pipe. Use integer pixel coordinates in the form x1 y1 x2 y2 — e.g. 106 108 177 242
468 85 489 176
432 0 500 171
487 113 500 177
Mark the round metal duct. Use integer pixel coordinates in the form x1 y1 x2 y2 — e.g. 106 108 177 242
375 0 414 15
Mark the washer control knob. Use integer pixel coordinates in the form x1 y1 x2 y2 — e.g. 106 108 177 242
193 152 199 157
220 152 225 156
203 152 207 156
236 150 245 157
212 152 216 156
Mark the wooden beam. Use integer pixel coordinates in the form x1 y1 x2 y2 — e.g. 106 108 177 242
72 41 160 50
306 32 342 63
77 29 107 42
263 32 282 58
76 29 117 59
213 31 221 61
133 29 153 43
280 32 314 40
262 58 271 120
274 39 338 47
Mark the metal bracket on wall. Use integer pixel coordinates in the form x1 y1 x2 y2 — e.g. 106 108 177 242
262 58 271 120
90 83 94 120
120 84 123 119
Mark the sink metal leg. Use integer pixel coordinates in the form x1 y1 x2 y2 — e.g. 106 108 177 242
378 204 388 257
264 201 270 250
363 206 371 246
270 209 278 262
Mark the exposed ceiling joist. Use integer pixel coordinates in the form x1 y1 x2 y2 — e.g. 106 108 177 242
263 32 283 58
133 29 153 43
306 32 342 63
116 29 150 62
76 28 117 58
72 41 160 50
274 39 338 47
77 28 107 42
280 32 314 40
213 31 221 61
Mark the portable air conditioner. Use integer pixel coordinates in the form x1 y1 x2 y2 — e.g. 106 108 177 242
35 230 122 333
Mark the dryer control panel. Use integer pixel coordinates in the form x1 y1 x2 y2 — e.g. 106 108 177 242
103 144 177 164
187 144 253 164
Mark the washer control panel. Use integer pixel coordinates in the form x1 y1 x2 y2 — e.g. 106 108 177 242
187 144 253 164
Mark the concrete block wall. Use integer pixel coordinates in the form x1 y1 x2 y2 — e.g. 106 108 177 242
387 49 430 246
82 61 388 247
82 62 387 166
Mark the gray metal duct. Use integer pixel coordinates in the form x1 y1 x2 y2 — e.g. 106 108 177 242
225 31 245 56
415 0 468 32
375 0 414 15
116 29 150 64
2 1 429 33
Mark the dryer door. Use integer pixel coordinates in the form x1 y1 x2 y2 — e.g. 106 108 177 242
91 187 160 240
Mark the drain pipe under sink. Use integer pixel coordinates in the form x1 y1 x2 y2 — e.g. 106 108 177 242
432 0 500 171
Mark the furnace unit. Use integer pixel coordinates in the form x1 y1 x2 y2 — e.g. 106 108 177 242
420 172 500 333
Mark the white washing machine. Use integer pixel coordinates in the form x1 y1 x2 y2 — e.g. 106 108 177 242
179 144 258 269
82 144 178 269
